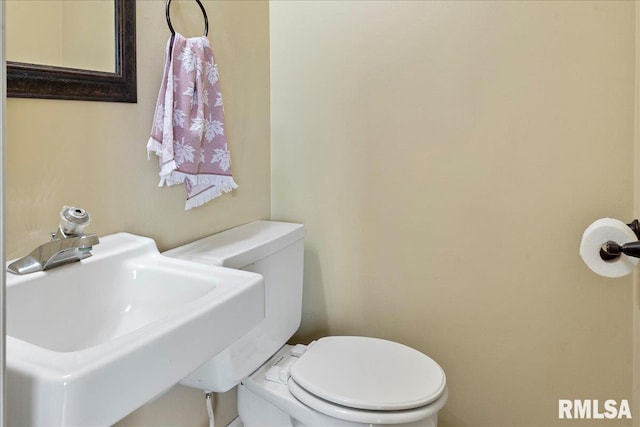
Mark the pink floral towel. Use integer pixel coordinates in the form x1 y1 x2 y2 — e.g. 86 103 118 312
147 33 237 210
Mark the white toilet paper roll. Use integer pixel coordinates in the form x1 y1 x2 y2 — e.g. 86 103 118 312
579 218 639 278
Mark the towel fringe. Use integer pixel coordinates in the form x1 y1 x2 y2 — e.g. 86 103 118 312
160 161 178 178
185 185 234 210
146 137 163 157
161 170 238 189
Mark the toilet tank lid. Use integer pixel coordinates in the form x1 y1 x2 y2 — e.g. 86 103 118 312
163 221 305 269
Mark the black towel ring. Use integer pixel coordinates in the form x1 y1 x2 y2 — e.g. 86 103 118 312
166 0 209 37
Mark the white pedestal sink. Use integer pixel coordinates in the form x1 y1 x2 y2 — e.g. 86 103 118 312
6 232 264 426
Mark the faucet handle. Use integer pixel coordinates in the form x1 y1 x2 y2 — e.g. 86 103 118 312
59 206 91 236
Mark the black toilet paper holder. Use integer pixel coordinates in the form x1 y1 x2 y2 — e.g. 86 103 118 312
600 219 640 260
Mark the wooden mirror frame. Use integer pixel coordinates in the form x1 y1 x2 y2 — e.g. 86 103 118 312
6 0 137 103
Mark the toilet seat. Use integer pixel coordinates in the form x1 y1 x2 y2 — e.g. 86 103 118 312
288 336 446 423
288 377 448 425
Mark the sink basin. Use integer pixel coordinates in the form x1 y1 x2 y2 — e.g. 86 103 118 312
6 232 264 426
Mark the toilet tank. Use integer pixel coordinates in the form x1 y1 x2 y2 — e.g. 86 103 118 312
163 221 305 392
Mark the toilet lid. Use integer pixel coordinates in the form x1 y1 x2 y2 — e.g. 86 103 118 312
289 336 446 411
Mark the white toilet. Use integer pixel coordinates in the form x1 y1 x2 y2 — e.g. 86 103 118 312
164 221 447 427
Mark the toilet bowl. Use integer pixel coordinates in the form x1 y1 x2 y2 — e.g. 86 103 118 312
239 337 447 427
164 221 447 426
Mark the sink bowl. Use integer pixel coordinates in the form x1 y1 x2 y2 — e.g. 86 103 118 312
6 232 264 426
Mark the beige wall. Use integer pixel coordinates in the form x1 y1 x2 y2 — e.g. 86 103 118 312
271 1 635 426
6 0 270 425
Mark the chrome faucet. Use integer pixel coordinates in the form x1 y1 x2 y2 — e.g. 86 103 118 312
7 206 100 275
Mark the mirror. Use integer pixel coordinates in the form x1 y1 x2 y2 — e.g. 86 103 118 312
7 1 115 72
6 0 136 103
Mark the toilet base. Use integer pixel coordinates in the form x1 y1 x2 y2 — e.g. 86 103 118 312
238 382 438 427
237 346 441 427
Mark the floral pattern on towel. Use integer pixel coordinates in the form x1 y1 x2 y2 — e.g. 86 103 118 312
147 33 237 210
